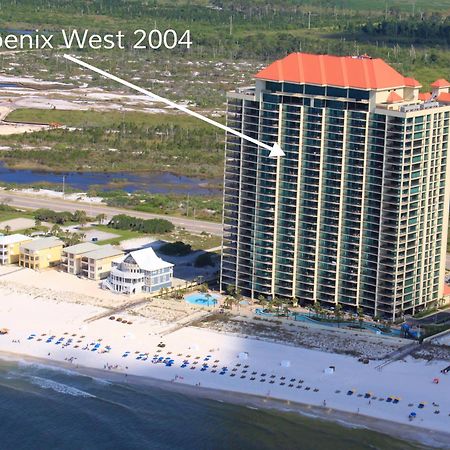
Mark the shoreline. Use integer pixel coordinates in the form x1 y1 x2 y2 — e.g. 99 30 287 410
1 349 449 449
1 289 450 450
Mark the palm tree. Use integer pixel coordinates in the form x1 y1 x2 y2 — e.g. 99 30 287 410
313 301 322 319
272 296 283 316
51 224 62 237
74 210 88 227
257 294 266 306
334 303 343 328
4 225 11 235
199 283 208 294
357 307 364 329
223 296 234 309
225 284 235 297
95 213 107 225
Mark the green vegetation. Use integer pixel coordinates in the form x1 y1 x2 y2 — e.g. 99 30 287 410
0 204 34 224
0 0 447 184
3 110 224 179
194 252 215 267
159 241 192 256
108 214 174 233
99 191 222 222
420 323 450 340
33 208 88 225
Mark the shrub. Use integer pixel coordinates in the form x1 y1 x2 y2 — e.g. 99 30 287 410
194 253 214 267
159 241 192 256
108 214 174 233
34 208 74 224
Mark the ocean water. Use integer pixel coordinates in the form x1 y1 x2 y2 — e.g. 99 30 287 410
0 358 424 450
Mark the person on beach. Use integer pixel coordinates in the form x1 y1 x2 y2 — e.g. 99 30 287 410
323 400 327 407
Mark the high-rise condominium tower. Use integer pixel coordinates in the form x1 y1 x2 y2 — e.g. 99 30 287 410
221 52 450 320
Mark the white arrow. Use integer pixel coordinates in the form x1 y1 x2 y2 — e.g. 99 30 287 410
63 54 284 158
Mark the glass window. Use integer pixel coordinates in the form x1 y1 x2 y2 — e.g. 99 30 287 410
305 84 326 96
283 82 303 94
348 89 370 100
265 81 282 92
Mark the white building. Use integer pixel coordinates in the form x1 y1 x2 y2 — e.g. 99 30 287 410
103 247 173 294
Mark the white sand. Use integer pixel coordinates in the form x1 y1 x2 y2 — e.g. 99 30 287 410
0 286 449 447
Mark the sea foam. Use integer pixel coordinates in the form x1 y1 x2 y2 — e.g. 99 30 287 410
27 375 96 398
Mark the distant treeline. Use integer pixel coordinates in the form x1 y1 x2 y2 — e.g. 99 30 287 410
108 214 174 234
347 18 450 45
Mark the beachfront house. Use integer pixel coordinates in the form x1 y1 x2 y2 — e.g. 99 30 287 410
19 236 64 270
62 242 101 275
81 245 124 280
0 234 33 265
103 247 173 294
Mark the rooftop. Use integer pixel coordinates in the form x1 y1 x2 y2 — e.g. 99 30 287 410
63 242 100 255
431 78 450 88
114 246 173 272
255 53 413 90
0 234 32 245
82 245 123 261
21 236 63 251
437 92 450 103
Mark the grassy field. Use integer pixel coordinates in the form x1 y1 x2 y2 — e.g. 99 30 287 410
6 109 217 129
94 224 221 250
2 109 224 179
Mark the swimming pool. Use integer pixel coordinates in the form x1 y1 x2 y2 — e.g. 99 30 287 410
185 293 219 307
254 308 401 337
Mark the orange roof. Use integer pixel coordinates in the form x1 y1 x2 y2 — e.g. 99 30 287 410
437 92 450 103
444 284 450 296
418 92 432 101
255 53 408 89
386 91 403 103
431 78 450 88
404 77 421 87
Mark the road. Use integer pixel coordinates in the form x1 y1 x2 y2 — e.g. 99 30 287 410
0 191 223 236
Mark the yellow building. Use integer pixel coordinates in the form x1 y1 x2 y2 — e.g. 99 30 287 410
81 245 124 280
19 236 64 270
0 234 33 265
62 242 101 275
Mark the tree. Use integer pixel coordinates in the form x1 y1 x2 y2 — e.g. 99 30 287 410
257 294 266 306
225 284 236 297
199 283 209 294
194 253 214 267
75 210 88 228
334 303 343 328
313 301 322 318
223 296 234 309
4 225 11 235
204 292 214 306
95 213 107 225
357 307 364 329
50 224 62 236
34 219 42 228
272 296 283 316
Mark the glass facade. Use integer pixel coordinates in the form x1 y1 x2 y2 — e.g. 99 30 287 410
221 81 450 320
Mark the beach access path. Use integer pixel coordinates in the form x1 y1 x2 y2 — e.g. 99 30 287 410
0 286 450 448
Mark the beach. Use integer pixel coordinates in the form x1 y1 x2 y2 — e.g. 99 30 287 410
0 285 449 449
